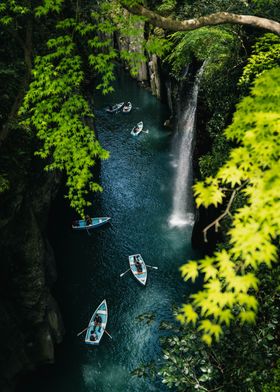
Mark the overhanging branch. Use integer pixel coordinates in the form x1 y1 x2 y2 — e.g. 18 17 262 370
203 181 248 243
121 3 280 36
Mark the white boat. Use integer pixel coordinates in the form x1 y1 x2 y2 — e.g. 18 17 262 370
131 121 143 136
106 102 124 113
122 102 132 113
128 254 147 286
85 300 108 345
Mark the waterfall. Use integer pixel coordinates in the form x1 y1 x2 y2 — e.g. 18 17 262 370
169 64 205 228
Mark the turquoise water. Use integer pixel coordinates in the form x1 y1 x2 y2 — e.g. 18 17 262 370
20 71 198 392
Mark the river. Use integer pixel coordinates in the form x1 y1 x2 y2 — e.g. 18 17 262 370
20 71 198 392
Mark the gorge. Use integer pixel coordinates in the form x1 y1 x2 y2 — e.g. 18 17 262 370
0 1 280 391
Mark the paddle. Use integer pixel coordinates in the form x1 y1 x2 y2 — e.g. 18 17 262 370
120 268 131 278
77 326 112 339
146 264 158 269
77 326 90 337
104 329 113 339
143 129 149 134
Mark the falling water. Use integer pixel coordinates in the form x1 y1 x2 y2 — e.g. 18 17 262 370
169 64 205 228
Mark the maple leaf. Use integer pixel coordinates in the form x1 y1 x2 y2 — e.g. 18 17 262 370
180 261 199 283
181 304 198 325
238 310 256 324
199 256 218 280
202 334 212 346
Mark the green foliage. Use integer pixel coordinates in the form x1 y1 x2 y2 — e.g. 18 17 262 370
179 67 280 342
35 0 64 17
239 34 280 90
0 174 9 193
198 134 230 178
145 35 172 58
175 0 280 20
20 33 109 216
263 360 280 392
159 328 219 390
165 27 238 79
156 0 176 15
0 0 30 26
146 265 280 391
90 0 148 78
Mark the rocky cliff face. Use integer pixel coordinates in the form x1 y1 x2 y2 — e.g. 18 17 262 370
0 134 64 392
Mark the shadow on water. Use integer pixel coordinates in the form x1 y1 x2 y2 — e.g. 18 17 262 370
18 70 200 392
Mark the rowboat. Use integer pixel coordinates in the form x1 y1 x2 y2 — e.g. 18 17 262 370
128 254 147 286
106 102 124 113
131 121 143 136
85 300 108 345
122 102 132 113
72 217 111 230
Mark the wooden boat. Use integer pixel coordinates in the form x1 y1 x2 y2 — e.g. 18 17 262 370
106 102 124 113
72 217 111 230
122 102 132 113
131 121 143 136
128 254 147 286
85 299 108 345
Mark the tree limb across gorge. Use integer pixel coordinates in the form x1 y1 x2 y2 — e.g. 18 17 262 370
121 3 280 35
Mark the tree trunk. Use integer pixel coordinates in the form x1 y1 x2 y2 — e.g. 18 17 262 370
121 3 280 36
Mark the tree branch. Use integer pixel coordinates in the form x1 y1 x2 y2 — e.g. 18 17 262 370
203 182 248 243
121 3 280 36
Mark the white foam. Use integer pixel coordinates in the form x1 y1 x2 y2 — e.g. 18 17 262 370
168 212 194 228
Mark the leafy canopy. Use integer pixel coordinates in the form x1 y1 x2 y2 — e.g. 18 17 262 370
179 67 280 344
19 32 109 215
239 33 280 90
165 26 239 79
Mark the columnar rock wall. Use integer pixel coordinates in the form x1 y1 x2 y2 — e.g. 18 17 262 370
0 150 64 392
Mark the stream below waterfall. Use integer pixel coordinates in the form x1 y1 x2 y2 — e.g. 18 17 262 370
19 71 200 392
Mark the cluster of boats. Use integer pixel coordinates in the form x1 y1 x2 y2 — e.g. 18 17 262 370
73 217 157 345
106 102 147 136
106 101 132 114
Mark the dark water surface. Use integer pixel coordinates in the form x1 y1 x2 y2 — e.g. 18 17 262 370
21 72 198 392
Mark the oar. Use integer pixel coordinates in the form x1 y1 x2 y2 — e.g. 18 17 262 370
143 129 149 134
86 228 91 236
77 326 90 337
77 325 112 339
104 329 113 339
120 268 131 278
146 264 158 269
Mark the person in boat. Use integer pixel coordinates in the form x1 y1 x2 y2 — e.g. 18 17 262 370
93 314 102 333
85 215 92 226
134 256 142 273
90 331 97 341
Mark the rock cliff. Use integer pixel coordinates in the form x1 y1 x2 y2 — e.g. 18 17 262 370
0 133 64 392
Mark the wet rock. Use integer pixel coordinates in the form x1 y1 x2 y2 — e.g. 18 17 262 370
0 146 64 391
148 54 161 99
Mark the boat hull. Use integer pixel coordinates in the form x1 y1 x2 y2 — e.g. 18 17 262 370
131 121 144 136
72 217 111 230
129 254 147 285
85 300 108 345
106 102 124 113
